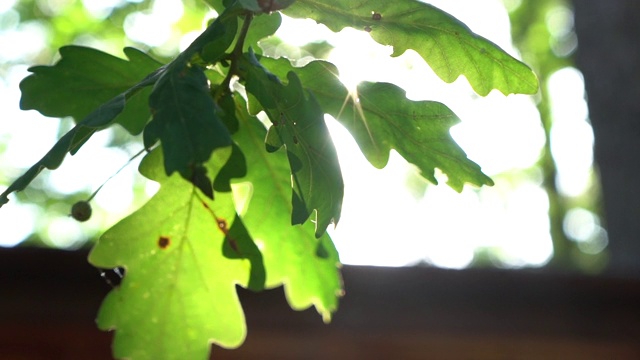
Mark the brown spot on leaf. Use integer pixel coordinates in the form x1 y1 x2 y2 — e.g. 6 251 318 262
158 236 170 249
364 26 372 33
217 219 228 234
372 12 382 21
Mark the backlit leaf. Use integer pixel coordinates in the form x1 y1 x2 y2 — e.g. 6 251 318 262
242 51 344 237
261 57 493 191
283 0 538 96
230 94 341 321
88 148 264 360
243 12 282 53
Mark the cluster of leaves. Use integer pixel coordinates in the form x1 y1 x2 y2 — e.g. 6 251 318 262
0 0 537 358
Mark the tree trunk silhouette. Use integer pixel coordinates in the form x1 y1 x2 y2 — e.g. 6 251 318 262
573 1 640 277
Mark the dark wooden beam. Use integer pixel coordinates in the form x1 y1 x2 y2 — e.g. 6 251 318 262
2 247 639 359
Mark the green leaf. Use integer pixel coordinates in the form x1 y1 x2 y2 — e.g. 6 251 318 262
205 9 280 62
283 0 538 96
242 51 344 237
230 94 341 321
200 14 238 64
214 143 248 192
260 57 493 191
348 82 493 190
173 4 243 69
202 0 226 13
243 11 282 53
144 65 232 197
20 46 162 134
0 67 164 207
89 148 264 360
239 0 296 13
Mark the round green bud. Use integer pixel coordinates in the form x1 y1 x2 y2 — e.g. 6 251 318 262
71 201 92 222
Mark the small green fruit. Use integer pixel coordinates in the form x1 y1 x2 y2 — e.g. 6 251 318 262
71 201 92 222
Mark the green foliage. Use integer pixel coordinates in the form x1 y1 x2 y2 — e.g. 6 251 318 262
242 51 343 236
144 65 232 197
260 58 494 190
0 48 162 207
229 94 341 319
1 0 538 358
89 148 261 359
283 0 538 96
20 46 162 134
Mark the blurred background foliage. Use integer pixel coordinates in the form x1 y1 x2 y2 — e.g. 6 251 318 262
0 0 606 272
507 0 606 271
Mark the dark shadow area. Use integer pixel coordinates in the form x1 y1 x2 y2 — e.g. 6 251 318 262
2 247 639 359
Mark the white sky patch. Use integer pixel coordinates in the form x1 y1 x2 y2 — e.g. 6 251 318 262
450 94 545 176
415 187 483 269
81 0 126 19
124 0 184 47
92 154 136 214
0 20 49 62
274 16 335 46
124 12 172 47
46 129 113 194
36 0 74 17
45 215 87 249
0 0 16 14
0 66 60 171
326 118 426 267
548 67 593 197
0 200 38 247
150 0 184 24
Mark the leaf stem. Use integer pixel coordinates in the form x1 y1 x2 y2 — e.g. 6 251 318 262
218 12 254 99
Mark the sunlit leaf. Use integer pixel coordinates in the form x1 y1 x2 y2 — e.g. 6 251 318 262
261 57 493 191
88 148 264 360
20 46 162 134
242 51 343 237
230 94 341 321
283 0 538 96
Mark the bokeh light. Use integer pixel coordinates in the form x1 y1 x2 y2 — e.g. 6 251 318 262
0 1 598 270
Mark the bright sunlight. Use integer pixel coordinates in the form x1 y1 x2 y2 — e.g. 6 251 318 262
0 0 596 269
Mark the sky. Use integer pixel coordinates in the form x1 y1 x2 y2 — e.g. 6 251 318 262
0 0 601 268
